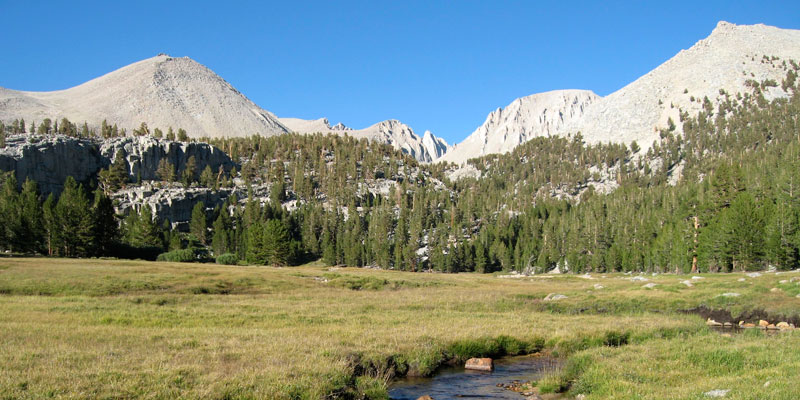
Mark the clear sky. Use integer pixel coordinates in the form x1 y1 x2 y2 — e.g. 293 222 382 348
1 1 799 144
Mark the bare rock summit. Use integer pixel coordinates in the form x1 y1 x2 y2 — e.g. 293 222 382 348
440 90 599 164
440 22 800 164
0 54 289 139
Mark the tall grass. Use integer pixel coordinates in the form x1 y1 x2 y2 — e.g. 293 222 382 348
0 258 797 398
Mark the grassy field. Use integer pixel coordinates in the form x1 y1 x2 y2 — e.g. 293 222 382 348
0 258 798 399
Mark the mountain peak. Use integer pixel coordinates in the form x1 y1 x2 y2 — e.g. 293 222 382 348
713 20 735 32
440 89 599 164
0 55 288 138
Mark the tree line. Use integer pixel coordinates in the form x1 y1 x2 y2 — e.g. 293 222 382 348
1 64 798 272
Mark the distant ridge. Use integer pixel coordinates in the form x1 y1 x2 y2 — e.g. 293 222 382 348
279 117 449 163
3 22 799 164
0 54 447 162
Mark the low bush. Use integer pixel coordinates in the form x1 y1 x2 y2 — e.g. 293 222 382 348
215 253 238 265
156 249 197 262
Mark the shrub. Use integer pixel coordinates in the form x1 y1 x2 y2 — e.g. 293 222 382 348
603 330 630 347
216 253 238 265
156 248 197 262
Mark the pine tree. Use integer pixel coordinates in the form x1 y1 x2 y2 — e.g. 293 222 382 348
99 151 130 193
212 210 232 255
199 165 215 188
728 192 765 271
245 222 267 264
271 179 286 205
0 175 21 251
263 219 292 266
156 158 176 182
42 193 56 256
92 188 119 256
19 178 44 253
124 205 163 249
101 120 110 138
190 201 207 245
182 156 197 187
54 177 94 257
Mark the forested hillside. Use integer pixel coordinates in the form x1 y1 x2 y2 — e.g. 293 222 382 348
1 68 798 274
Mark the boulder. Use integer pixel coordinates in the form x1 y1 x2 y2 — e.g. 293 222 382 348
543 293 568 301
704 389 730 398
417 396 435 400
465 358 493 371
643 283 657 289
706 318 723 327
776 322 791 329
759 320 770 327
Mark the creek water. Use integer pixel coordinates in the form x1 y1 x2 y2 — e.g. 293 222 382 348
389 355 561 400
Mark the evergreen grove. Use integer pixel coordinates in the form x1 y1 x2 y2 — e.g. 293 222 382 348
1 65 799 272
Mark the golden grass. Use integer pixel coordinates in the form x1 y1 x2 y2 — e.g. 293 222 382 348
0 258 798 399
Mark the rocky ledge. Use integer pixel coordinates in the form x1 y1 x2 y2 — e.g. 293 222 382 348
0 134 236 194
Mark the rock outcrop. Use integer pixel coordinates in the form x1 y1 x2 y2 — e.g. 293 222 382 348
0 134 105 193
112 183 244 231
422 130 449 160
0 54 289 139
0 134 235 194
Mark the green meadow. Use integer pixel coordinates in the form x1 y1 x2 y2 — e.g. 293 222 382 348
0 258 798 399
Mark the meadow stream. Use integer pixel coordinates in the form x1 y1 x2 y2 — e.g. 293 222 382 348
389 355 561 400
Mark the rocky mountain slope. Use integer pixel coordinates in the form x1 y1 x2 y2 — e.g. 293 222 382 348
441 21 800 164
0 134 235 194
0 54 289 139
439 90 599 164
422 130 449 160
279 117 449 163
562 21 800 148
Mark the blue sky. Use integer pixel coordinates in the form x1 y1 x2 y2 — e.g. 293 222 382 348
1 1 798 144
